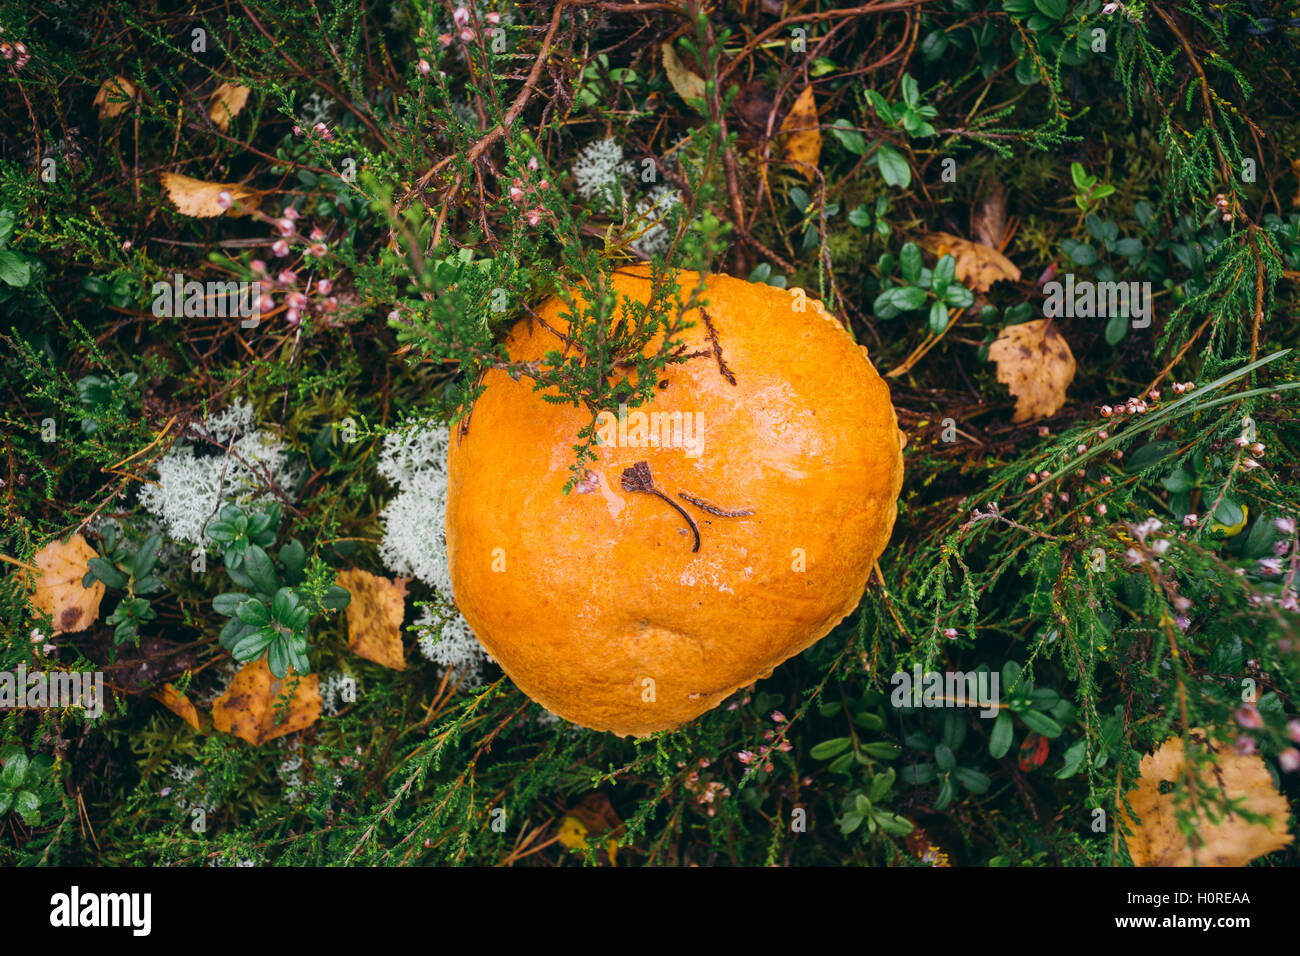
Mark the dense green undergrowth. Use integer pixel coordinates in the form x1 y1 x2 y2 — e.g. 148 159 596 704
1 0 1299 866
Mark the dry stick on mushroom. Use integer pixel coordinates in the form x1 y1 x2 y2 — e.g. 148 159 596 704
621 462 755 552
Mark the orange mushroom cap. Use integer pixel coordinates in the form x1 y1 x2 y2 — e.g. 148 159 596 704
446 266 904 736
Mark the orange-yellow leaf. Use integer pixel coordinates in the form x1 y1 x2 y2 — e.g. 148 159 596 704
153 682 201 731
159 172 260 218
1121 731 1294 867
336 569 408 671
923 232 1020 294
212 657 320 745
208 82 251 133
987 319 1076 423
93 76 137 120
779 86 821 183
29 535 104 635
661 43 705 107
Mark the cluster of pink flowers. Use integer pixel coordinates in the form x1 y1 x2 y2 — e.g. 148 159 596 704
0 37 31 70
1236 708 1300 770
437 8 502 46
507 155 551 227
242 205 340 325
736 710 792 773
290 122 334 141
1213 193 1233 223
682 758 730 817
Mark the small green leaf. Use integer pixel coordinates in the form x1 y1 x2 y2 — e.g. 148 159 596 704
1056 740 1087 779
928 300 950 334
87 557 128 590
829 119 866 155
810 737 852 760
876 144 911 188
243 545 278 596
989 711 1014 758
235 600 270 626
862 741 902 760
899 243 922 284
1 753 29 788
1018 708 1063 738
869 767 896 802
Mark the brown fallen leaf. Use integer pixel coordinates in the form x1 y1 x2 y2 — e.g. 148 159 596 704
1121 730 1294 867
29 535 104 635
779 86 821 184
212 657 320 745
159 172 260 218
924 232 1020 295
93 76 137 120
153 682 201 731
336 569 407 671
661 42 705 107
556 792 623 865
986 319 1076 422
971 181 1008 251
208 82 251 133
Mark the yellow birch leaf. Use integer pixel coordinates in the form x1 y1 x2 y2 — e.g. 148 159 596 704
779 86 821 183
212 657 320 745
923 232 1021 294
159 172 260 218
208 82 251 133
29 535 104 635
93 76 137 120
987 319 1076 422
336 569 408 671
153 682 201 731
661 43 705 107
1121 731 1294 866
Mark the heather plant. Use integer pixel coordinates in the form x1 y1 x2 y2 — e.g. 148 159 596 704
0 0 1297 870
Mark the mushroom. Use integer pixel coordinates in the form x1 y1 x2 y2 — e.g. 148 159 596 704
446 266 904 736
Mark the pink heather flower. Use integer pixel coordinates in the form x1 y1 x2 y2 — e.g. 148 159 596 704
771 710 787 724
286 291 308 311
1038 425 1050 438
1097 430 1108 439
1148 389 1160 401
1125 548 1144 566
778 740 792 753
764 762 774 772
1243 458 1261 469
459 28 475 42
1234 436 1249 448
309 242 327 257
699 758 710 768
1077 444 1087 454
453 6 470 25
1102 3 1120 14
276 218 296 238
1175 615 1190 631
277 269 297 285
509 184 524 202
285 308 301 325
250 259 266 275
1236 704 1263 729
309 227 327 242
322 296 338 312
316 279 332 296
1251 442 1265 456
943 627 958 639
1096 504 1107 516
1026 473 1037 485
293 125 303 136
121 240 132 251
216 190 232 210
527 156 539 171
257 294 275 312
763 729 774 741
1183 514 1198 527
1280 748 1300 773
1172 595 1191 613
1287 719 1300 744
1151 539 1170 556
419 59 431 75
1234 735 1257 756
526 207 542 226
282 206 301 221
1275 517 1297 535
1258 557 1283 576
736 750 756 765
487 11 501 24
538 179 549 190
439 33 453 46
271 239 290 257
313 122 332 140
1100 405 1113 417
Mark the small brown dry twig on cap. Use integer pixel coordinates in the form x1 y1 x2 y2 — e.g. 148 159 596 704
621 461 701 553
